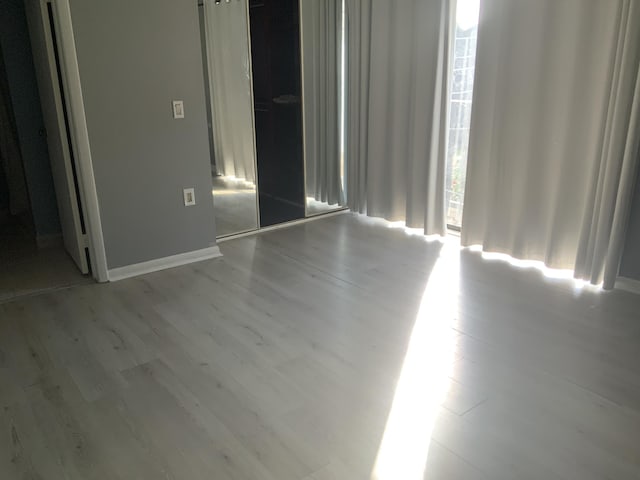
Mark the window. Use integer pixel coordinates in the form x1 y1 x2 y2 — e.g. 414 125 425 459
445 0 480 228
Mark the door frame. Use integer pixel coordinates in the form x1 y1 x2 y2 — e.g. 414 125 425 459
42 0 108 282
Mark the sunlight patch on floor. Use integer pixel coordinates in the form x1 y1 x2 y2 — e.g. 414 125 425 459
466 245 603 291
371 243 460 479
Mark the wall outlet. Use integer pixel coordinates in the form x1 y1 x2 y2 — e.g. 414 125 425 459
183 188 196 206
172 100 185 119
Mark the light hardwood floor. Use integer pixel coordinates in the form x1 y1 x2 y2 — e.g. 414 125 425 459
1 213 639 479
0 222 91 303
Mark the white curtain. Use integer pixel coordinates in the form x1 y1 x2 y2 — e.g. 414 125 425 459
203 0 256 184
461 0 640 289
301 0 344 206
346 0 454 235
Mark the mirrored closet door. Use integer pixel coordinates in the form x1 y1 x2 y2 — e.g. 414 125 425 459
200 0 259 237
201 0 347 238
249 0 306 227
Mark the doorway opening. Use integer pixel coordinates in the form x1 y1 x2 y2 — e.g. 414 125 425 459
0 0 92 302
445 0 480 229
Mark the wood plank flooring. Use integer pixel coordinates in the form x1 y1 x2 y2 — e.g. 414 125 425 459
1 213 639 479
0 222 91 303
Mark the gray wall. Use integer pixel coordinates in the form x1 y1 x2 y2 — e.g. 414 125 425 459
68 0 216 269
0 0 61 237
621 160 640 280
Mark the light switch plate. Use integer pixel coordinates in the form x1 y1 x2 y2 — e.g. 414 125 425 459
183 188 196 206
172 100 185 119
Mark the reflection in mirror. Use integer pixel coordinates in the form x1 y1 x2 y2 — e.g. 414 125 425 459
202 0 259 237
301 0 347 216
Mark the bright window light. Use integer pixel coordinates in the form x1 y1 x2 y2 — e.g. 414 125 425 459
467 245 604 291
445 0 480 228
456 0 480 30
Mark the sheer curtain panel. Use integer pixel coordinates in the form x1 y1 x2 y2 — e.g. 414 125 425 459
345 0 454 235
301 0 344 206
461 0 640 288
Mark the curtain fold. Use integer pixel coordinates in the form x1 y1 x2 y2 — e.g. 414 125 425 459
346 0 453 235
461 0 640 288
301 0 344 206
203 0 256 184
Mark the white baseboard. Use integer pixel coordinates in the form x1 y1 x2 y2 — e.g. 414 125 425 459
108 246 222 282
615 277 640 295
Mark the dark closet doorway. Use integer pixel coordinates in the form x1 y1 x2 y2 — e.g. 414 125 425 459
249 0 306 227
0 0 90 302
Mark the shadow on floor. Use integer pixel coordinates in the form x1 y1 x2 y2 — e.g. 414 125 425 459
0 220 91 303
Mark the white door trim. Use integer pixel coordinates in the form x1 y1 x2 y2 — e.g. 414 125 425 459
49 0 109 282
